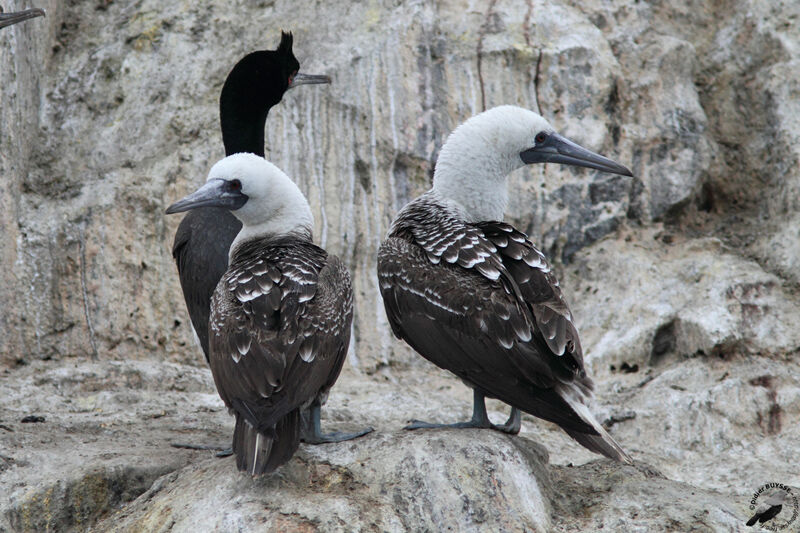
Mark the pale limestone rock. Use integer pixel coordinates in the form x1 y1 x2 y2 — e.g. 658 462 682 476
1 0 799 531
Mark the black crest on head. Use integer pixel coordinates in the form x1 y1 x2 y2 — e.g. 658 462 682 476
219 31 301 156
278 31 293 55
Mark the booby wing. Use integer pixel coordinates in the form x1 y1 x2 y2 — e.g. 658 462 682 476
209 238 353 435
378 204 596 434
475 221 583 364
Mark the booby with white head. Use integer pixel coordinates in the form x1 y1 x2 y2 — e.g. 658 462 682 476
167 153 371 475
172 31 330 364
378 105 633 462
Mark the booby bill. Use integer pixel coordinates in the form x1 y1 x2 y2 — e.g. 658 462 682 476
377 105 633 463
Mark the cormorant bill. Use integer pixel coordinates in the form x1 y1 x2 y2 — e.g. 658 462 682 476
377 105 633 463
167 153 372 475
172 31 330 365
0 6 45 28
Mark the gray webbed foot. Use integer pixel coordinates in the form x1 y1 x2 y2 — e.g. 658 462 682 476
300 404 373 444
404 391 521 435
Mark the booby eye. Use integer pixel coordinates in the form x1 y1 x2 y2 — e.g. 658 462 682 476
229 179 242 191
535 132 548 144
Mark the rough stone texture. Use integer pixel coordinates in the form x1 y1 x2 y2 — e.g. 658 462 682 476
2 0 799 531
0 359 762 532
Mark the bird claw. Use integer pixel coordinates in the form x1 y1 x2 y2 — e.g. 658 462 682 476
492 408 521 435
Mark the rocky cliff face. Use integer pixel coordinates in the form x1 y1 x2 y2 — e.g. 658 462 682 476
1 0 798 531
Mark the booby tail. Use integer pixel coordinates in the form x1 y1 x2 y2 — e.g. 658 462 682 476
232 409 301 476
556 382 632 463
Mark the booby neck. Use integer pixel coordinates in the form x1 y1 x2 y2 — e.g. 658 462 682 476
230 207 314 260
226 157 314 260
431 106 539 222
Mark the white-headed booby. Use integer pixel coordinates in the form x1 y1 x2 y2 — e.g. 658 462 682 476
167 153 371 475
0 6 45 28
172 32 329 364
377 105 633 462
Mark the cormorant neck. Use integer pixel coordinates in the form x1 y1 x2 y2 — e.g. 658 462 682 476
220 95 269 157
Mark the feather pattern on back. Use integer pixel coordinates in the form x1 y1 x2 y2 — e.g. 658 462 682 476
210 234 354 474
378 193 630 462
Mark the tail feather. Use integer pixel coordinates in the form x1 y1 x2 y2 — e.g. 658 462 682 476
556 383 633 464
233 409 301 476
563 427 632 464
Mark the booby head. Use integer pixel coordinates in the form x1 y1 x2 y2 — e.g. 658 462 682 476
433 105 632 221
0 6 45 29
166 153 314 249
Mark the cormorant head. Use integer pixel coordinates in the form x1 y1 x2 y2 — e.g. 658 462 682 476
0 6 45 29
221 31 330 112
219 31 330 156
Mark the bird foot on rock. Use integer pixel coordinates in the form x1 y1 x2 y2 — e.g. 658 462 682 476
404 407 521 435
300 404 373 444
495 407 521 435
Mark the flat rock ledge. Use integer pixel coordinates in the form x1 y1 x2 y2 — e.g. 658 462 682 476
0 358 763 532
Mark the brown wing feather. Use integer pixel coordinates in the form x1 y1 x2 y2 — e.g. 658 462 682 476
378 235 595 434
209 239 353 434
476 221 584 366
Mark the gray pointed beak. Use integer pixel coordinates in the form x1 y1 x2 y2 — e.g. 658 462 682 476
288 71 331 89
0 8 45 29
165 179 248 214
520 133 633 177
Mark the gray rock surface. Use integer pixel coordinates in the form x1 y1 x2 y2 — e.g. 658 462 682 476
1 0 799 531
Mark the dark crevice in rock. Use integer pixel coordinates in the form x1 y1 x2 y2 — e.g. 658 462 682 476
649 320 677 366
5 465 178 533
748 375 782 435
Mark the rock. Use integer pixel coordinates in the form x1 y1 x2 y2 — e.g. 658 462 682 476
0 359 758 532
1 0 756 369
94 431 553 532
1 0 800 531
568 228 800 371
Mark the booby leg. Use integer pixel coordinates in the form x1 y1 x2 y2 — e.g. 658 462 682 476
300 404 374 444
405 389 522 435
